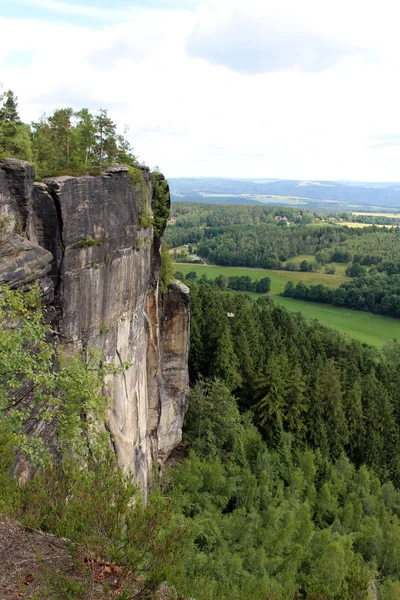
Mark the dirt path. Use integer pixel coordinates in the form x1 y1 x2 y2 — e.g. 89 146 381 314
0 519 76 599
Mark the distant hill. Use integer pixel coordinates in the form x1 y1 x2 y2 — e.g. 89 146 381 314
169 177 400 212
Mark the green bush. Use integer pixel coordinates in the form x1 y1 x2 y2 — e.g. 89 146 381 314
127 165 143 185
73 235 103 249
151 172 170 237
139 207 153 229
160 243 174 292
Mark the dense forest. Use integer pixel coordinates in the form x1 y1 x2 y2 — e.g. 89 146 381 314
165 203 400 270
3 282 400 599
167 203 400 320
172 282 400 598
3 88 400 598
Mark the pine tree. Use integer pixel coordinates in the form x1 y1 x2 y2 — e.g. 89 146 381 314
254 352 289 436
308 357 329 455
321 359 348 460
285 363 308 444
31 114 55 176
343 379 365 462
74 108 96 167
94 109 117 170
212 326 242 391
117 127 137 166
0 89 31 161
0 90 20 122
48 108 74 169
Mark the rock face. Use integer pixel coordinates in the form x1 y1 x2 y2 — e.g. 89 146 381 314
159 280 190 460
0 160 53 294
0 159 190 489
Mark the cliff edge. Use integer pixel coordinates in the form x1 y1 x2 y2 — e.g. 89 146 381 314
0 158 189 489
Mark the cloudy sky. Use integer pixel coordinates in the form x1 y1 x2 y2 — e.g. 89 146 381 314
1 0 400 181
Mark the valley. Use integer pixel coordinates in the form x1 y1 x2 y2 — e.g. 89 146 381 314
174 262 400 347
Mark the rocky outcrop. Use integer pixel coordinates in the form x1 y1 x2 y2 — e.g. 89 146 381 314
159 280 190 460
0 159 189 489
0 160 53 293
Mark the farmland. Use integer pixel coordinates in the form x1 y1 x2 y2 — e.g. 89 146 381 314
338 221 396 228
352 211 400 218
281 254 348 275
174 263 348 293
174 262 400 347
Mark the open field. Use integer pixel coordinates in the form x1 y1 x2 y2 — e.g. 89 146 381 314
273 296 400 348
330 262 348 275
339 222 396 229
174 262 400 348
174 263 348 294
276 255 349 275
352 211 400 218
282 254 315 264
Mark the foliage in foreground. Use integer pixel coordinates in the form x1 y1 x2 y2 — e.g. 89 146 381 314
164 379 400 600
0 286 187 598
3 267 400 598
0 285 128 467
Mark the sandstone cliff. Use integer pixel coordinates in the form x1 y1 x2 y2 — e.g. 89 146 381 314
0 159 189 488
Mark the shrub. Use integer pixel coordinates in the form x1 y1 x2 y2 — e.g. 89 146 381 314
73 235 103 249
160 243 174 292
139 207 153 229
151 172 170 237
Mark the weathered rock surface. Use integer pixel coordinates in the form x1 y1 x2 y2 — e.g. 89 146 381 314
0 159 189 489
0 159 54 292
159 280 190 460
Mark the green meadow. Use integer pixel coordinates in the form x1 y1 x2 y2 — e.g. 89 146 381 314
174 263 400 348
281 254 349 275
174 263 348 293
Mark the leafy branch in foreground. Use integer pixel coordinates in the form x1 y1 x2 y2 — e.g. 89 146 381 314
0 284 128 465
0 284 190 599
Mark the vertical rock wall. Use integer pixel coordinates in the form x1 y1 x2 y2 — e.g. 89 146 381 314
0 159 190 489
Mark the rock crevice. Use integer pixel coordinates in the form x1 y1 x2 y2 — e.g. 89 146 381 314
0 159 189 488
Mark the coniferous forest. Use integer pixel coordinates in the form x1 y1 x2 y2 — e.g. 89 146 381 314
2 87 400 598
3 283 400 598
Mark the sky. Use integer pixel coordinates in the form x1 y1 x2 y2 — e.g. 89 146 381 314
1 0 400 181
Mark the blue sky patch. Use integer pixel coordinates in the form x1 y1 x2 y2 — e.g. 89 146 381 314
2 0 199 27
4 50 34 69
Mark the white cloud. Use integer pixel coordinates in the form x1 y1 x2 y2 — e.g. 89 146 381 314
1 1 400 181
187 2 359 74
5 0 127 21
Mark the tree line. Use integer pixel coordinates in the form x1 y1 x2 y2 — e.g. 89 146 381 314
0 86 137 177
173 378 400 599
165 202 400 271
283 272 400 318
176 270 271 293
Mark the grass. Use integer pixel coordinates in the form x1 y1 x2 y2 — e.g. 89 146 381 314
279 255 349 276
329 262 348 275
174 263 348 294
282 254 315 264
273 296 400 348
352 211 400 217
339 222 396 229
174 262 400 348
